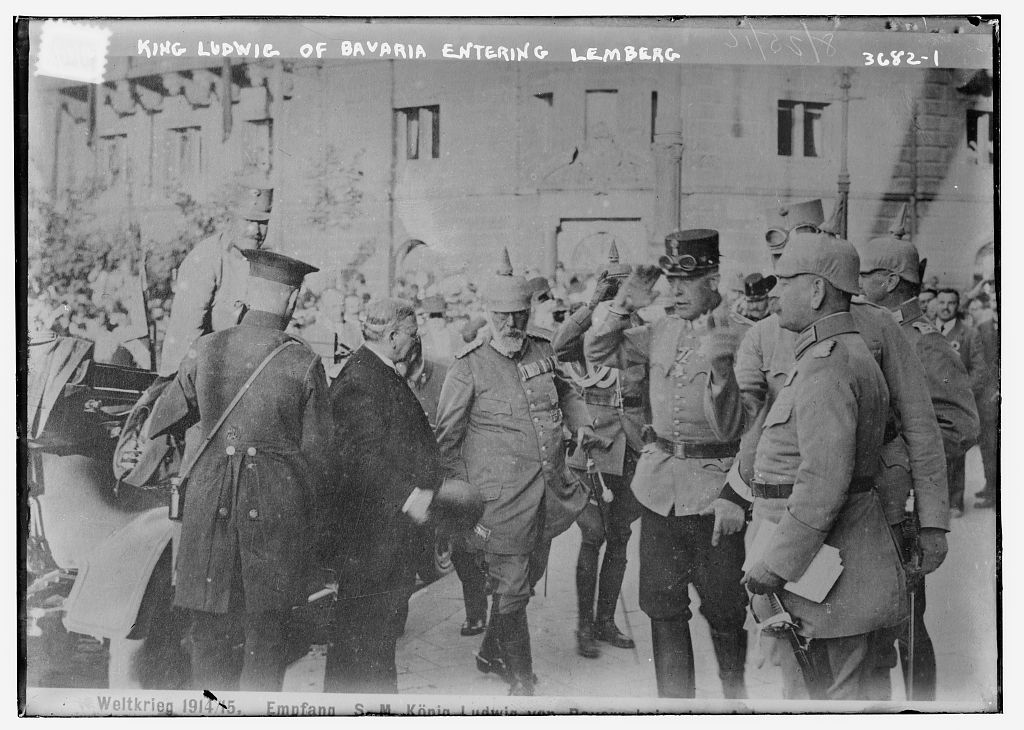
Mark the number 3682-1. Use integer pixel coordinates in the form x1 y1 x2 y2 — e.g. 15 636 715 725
863 50 939 66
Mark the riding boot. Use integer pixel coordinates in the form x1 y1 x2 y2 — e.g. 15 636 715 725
475 595 508 680
709 628 748 699
650 617 695 699
499 609 535 696
576 538 601 658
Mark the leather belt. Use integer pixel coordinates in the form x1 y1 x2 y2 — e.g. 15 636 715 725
584 393 642 409
751 476 876 500
654 437 738 460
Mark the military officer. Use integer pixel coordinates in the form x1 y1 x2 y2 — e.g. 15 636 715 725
729 273 777 334
435 250 597 696
551 241 644 659
742 232 906 700
149 249 331 691
856 231 979 699
158 178 275 377
585 230 748 700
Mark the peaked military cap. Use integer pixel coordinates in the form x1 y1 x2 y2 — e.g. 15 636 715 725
659 229 720 278
241 249 319 287
764 199 825 252
743 273 778 300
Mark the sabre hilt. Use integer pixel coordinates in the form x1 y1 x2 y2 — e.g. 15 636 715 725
584 453 614 504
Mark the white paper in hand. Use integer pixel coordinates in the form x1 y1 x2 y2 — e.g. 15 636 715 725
744 520 844 603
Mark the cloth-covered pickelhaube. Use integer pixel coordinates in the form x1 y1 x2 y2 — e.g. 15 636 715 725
234 175 275 222
481 248 533 313
763 199 825 252
775 231 860 295
855 203 924 285
603 240 632 279
659 229 720 278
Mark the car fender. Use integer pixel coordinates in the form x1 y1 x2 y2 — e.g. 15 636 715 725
63 507 178 640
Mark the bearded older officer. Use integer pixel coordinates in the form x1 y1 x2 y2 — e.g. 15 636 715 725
585 230 748 700
149 249 331 691
435 250 597 696
742 233 906 700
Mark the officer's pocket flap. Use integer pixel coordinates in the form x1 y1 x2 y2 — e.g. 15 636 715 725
478 397 512 414
762 400 793 428
878 440 911 472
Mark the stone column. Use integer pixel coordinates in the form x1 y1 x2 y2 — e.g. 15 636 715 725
652 65 683 248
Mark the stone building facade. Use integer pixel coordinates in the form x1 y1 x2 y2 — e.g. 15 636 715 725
28 42 995 294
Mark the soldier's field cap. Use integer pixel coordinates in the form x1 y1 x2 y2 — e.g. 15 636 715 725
241 249 318 288
856 236 921 285
420 294 446 314
482 248 533 312
527 276 553 302
659 229 720 278
235 176 274 222
764 199 825 252
743 273 777 300
775 232 860 294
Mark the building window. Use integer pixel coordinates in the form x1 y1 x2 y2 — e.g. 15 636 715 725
777 100 829 158
966 109 994 165
395 105 440 160
165 126 202 189
97 133 128 188
242 119 273 175
585 89 618 140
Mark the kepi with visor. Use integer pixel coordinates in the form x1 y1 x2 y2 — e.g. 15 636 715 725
659 229 721 278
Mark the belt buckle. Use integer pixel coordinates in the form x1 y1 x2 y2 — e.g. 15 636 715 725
673 442 687 459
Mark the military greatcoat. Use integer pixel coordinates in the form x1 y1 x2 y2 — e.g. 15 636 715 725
150 309 333 614
434 334 592 555
751 312 907 639
159 232 252 377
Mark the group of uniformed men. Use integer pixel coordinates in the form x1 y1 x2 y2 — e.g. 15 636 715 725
147 175 985 701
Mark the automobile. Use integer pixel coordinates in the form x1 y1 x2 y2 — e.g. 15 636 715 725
26 334 454 690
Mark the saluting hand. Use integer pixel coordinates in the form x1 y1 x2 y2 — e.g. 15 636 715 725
589 270 622 309
612 265 661 313
742 561 785 595
699 498 746 547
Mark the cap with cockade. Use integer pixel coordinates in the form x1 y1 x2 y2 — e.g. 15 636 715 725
763 199 825 252
234 175 274 222
481 248 533 313
855 204 922 285
658 229 720 278
526 276 553 303
241 249 319 287
604 240 632 279
743 273 778 300
774 231 860 295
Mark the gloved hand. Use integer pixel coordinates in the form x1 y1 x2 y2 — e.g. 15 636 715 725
699 498 747 547
611 265 662 313
701 331 739 382
742 561 786 595
576 425 605 452
918 527 948 574
589 270 622 309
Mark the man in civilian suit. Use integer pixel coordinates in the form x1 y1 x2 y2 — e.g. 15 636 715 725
323 298 444 694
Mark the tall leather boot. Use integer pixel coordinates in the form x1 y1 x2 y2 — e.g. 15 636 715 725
475 595 508 680
650 617 695 699
709 628 748 699
576 537 601 658
499 609 535 696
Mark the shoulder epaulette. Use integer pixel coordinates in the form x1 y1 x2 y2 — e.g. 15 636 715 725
811 340 836 358
910 320 938 335
454 337 485 359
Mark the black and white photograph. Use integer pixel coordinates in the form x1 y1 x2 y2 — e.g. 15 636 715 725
15 13 1001 716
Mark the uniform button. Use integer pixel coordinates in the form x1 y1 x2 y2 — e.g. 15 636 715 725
217 507 228 518
247 447 257 457
542 460 548 465
527 389 533 394
674 419 680 424
206 577 212 583
248 508 259 519
673 431 680 437
533 417 539 422
225 445 236 455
